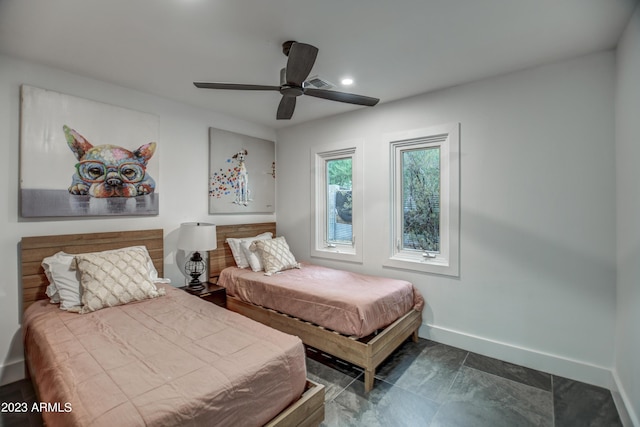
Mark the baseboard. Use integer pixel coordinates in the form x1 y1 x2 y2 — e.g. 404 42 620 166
0 358 26 387
420 323 613 389
611 369 639 427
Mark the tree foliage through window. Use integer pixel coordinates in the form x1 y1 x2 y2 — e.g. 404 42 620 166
402 147 440 252
326 158 353 243
327 158 352 188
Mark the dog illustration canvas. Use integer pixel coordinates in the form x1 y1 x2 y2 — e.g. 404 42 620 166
209 127 275 214
65 125 156 198
20 85 159 217
231 149 249 205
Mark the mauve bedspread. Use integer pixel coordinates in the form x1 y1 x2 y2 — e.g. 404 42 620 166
23 284 306 427
219 263 425 338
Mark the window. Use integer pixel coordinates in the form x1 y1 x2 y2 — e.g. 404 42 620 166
402 146 441 252
326 158 353 245
311 141 362 262
385 123 460 276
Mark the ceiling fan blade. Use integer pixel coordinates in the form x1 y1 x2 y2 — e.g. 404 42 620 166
277 96 296 120
194 82 280 91
304 88 380 106
285 43 319 86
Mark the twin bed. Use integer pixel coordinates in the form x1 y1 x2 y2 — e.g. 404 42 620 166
209 223 424 393
20 229 323 427
20 223 424 426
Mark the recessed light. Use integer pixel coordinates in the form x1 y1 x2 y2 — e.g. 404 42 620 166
341 78 354 86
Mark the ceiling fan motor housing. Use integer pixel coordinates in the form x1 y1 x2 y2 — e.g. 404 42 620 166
279 68 303 97
282 40 296 56
280 85 304 97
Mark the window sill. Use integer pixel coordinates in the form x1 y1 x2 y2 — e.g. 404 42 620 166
384 254 458 276
310 248 362 263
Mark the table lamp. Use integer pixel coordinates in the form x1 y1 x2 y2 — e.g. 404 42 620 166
177 222 217 292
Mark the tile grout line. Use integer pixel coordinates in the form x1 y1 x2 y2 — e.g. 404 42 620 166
424 349 471 426
463 353 554 391
461 362 552 394
460 362 557 426
447 349 470 394
330 371 362 403
375 375 441 406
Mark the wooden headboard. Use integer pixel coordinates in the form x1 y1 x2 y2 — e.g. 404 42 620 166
208 222 276 279
20 229 164 315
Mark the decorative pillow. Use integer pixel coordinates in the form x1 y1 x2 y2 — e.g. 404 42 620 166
226 232 272 268
42 246 161 310
75 248 165 314
42 252 81 309
240 240 264 272
251 236 300 276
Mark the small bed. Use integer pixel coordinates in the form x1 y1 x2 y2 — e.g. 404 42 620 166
20 229 324 427
209 223 424 392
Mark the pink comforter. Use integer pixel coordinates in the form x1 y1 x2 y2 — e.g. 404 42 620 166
23 284 306 427
219 263 425 338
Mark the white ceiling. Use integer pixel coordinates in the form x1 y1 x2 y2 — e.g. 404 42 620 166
0 0 637 129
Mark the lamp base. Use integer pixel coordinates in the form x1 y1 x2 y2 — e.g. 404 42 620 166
186 279 205 293
184 251 206 293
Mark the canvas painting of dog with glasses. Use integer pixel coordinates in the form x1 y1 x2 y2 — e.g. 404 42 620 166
64 125 156 198
20 86 159 217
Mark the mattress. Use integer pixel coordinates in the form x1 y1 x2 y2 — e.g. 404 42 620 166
23 284 307 427
219 263 425 338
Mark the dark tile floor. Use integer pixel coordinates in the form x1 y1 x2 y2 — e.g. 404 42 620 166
306 338 623 427
0 377 42 427
0 338 623 427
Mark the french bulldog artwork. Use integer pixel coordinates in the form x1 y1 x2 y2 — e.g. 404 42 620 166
64 125 157 198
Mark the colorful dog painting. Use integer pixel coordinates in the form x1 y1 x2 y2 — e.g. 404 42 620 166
64 125 156 198
232 149 250 206
208 127 274 214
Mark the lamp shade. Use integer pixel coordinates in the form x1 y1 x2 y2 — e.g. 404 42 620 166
177 222 217 252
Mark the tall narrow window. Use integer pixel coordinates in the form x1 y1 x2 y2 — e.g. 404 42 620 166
402 147 440 253
386 123 459 276
311 141 362 262
326 158 353 246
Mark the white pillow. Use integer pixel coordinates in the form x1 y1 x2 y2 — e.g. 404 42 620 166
240 240 264 272
226 232 272 268
251 236 301 276
42 246 161 310
43 252 81 310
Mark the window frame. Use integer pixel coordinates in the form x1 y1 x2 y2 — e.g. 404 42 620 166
310 140 363 263
384 123 460 276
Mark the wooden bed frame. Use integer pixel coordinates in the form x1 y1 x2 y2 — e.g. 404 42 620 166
209 222 423 392
20 228 324 427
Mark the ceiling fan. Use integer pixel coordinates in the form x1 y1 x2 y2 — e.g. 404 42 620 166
194 41 380 120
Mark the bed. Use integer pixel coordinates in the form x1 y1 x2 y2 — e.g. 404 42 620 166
209 223 424 392
20 229 324 427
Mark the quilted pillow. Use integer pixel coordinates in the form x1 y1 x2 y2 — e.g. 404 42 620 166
251 236 300 276
75 248 165 314
42 246 161 310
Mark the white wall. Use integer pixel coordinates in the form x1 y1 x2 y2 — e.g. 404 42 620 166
0 54 276 385
277 51 617 388
614 4 640 425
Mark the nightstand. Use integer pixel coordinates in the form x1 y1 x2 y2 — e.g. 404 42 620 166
181 281 226 308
